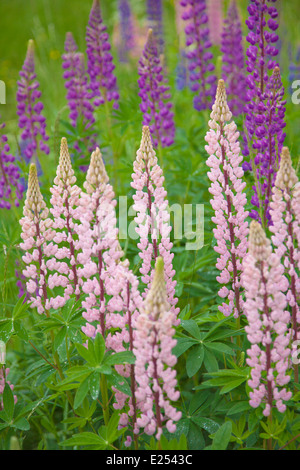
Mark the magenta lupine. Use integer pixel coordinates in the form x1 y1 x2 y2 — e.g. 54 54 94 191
0 122 23 209
180 0 217 111
207 0 223 45
269 148 300 348
138 30 175 148
86 0 119 108
46 138 83 309
221 0 246 116
131 126 179 323
242 221 292 416
205 79 249 318
19 164 54 314
243 1 285 226
62 33 97 159
133 256 181 440
17 39 49 163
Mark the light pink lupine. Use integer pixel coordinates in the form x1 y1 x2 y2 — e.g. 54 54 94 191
207 0 223 45
242 221 292 416
46 138 83 309
19 163 54 314
78 147 144 438
133 256 181 440
78 146 124 339
131 126 179 324
205 79 249 318
269 147 300 349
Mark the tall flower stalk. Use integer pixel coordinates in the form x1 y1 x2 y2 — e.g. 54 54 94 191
0 122 23 209
243 0 285 226
117 0 135 63
131 126 179 323
62 32 97 159
269 148 300 380
242 221 292 418
78 146 123 340
86 0 119 108
46 138 83 309
146 0 164 54
205 79 249 320
133 256 181 440
17 39 49 164
138 29 175 152
180 0 216 111
19 163 54 315
221 0 246 116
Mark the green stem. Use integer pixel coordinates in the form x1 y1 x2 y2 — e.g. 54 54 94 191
100 374 110 426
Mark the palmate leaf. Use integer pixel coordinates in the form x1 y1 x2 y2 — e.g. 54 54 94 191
211 421 233 450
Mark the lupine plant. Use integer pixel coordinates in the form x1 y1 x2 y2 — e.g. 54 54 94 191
221 0 246 116
243 0 286 226
180 0 217 111
138 30 175 151
0 0 300 453
17 39 50 165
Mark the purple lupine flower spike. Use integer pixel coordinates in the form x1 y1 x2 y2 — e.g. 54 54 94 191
0 122 23 209
138 30 175 148
243 0 284 227
221 0 246 116
147 0 164 54
180 0 217 111
118 0 135 63
246 66 286 225
17 39 49 164
62 32 97 160
86 0 119 108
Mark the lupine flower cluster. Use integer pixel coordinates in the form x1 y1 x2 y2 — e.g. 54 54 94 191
205 79 249 318
86 0 119 108
19 130 181 441
117 0 135 63
221 0 246 116
269 148 300 345
138 30 175 148
0 121 23 209
131 126 179 323
243 0 285 226
146 0 164 54
245 65 286 225
180 0 217 111
242 220 292 417
47 138 83 308
17 39 49 163
19 163 54 314
133 256 181 439
62 32 97 159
